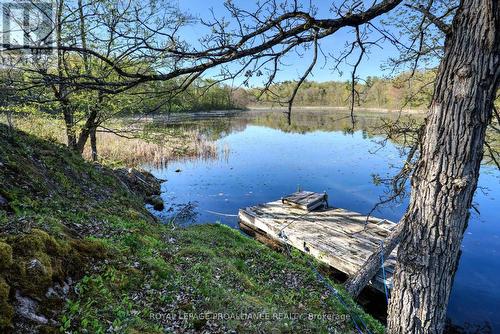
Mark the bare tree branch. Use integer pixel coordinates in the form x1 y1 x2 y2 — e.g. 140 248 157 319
404 4 452 36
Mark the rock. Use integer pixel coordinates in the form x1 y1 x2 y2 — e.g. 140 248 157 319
62 280 70 295
0 194 9 210
45 287 57 299
147 195 165 211
14 290 48 325
45 280 71 300
114 168 164 199
27 259 46 273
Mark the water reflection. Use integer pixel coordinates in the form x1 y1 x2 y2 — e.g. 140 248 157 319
152 109 420 140
144 109 499 333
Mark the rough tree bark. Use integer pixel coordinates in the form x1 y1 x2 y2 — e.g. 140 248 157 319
387 1 499 333
74 106 98 154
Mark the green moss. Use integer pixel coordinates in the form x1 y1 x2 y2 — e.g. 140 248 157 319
13 233 45 256
0 242 13 269
33 229 69 256
175 245 216 258
0 277 10 302
9 252 53 297
11 229 65 257
0 277 13 328
4 228 72 294
70 238 107 259
39 325 60 334
3 230 106 301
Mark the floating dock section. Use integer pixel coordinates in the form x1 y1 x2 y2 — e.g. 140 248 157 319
238 192 397 293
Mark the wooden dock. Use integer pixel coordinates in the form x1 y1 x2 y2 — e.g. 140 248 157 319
238 193 397 294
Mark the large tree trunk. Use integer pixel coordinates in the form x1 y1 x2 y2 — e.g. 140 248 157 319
75 106 98 154
75 91 103 154
387 1 499 333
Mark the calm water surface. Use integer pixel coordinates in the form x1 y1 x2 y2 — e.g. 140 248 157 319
145 110 500 333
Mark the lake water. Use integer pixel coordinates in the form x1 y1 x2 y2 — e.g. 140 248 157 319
145 109 500 333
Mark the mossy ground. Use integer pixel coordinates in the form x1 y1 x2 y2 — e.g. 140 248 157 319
0 124 383 333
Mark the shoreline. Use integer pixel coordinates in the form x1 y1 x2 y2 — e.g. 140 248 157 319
247 105 427 114
0 124 383 333
122 106 426 124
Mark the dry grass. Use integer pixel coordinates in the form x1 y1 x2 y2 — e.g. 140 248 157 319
83 130 218 167
3 114 219 167
2 114 66 144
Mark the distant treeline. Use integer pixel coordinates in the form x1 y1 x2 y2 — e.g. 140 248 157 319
247 70 437 110
147 79 248 113
128 70 457 112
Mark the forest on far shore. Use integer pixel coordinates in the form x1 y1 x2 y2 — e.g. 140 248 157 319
247 69 436 110
1 69 437 118
143 68 438 112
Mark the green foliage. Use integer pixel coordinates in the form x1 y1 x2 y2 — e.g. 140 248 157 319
141 79 248 113
1 66 245 122
0 277 14 328
253 70 437 110
64 223 384 333
0 242 13 269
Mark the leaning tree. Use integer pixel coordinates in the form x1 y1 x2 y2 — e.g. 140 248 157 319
1 0 499 332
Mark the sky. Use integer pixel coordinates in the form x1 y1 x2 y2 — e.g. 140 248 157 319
175 0 408 86
1 0 430 86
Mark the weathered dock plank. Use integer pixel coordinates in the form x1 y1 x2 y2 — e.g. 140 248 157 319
282 190 328 211
238 198 397 294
